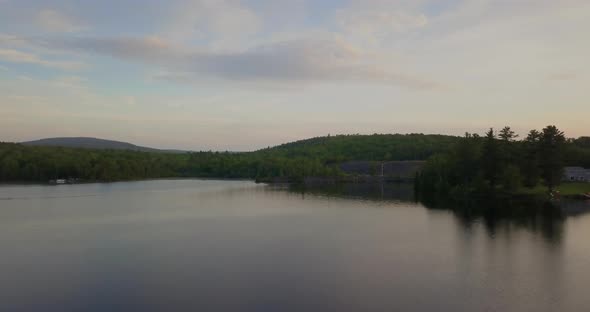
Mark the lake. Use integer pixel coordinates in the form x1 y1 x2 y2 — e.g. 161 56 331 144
1 179 590 311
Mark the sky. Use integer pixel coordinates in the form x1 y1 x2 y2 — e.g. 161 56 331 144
0 0 589 151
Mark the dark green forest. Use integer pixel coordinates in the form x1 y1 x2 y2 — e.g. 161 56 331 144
1 132 588 186
0 143 184 182
415 126 590 199
0 134 457 182
260 134 459 162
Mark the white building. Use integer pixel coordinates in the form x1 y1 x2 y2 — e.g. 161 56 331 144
563 167 590 182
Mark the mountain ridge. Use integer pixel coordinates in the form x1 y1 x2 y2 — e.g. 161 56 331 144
21 137 187 154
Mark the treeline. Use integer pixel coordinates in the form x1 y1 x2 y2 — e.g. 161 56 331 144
183 152 341 180
0 143 185 182
415 126 588 199
260 134 460 162
0 143 341 182
0 134 458 183
566 136 590 167
2 132 586 184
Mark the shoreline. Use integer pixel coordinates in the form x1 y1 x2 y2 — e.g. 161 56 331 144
2 176 589 202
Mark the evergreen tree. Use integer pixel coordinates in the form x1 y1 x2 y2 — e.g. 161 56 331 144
538 126 566 191
481 128 500 187
521 130 542 187
498 126 520 181
453 132 482 186
499 126 518 141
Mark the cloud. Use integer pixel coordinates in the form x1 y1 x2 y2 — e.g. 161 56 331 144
53 36 439 89
547 72 580 81
52 75 88 89
36 9 85 33
55 36 179 63
0 48 86 70
336 9 428 37
333 0 429 43
0 34 32 47
163 0 261 41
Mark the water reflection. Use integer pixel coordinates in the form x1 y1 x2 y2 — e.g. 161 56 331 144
2 180 590 311
284 182 415 202
283 182 590 244
439 199 565 243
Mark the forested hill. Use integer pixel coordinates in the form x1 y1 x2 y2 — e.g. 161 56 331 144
256 134 460 162
1 134 461 182
22 137 186 154
2 132 587 183
21 134 460 161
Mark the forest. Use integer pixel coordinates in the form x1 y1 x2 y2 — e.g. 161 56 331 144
257 133 459 162
1 132 588 187
415 126 590 199
0 134 455 182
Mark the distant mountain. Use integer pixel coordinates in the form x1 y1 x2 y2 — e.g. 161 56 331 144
21 137 187 153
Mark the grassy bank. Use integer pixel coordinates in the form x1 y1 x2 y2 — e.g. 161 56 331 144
516 182 590 197
557 183 590 196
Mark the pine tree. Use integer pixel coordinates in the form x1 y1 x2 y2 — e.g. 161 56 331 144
539 126 566 191
481 128 500 187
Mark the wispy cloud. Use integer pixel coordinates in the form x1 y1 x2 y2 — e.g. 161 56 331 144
163 0 261 40
335 9 428 37
52 75 89 89
36 9 86 33
0 34 33 47
0 48 86 70
49 36 440 89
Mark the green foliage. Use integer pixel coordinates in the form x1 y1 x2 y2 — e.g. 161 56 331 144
416 125 584 198
564 137 590 168
2 131 585 187
2 133 456 182
516 183 590 197
538 126 566 191
183 151 340 180
499 126 519 142
573 137 590 149
500 165 522 192
482 128 500 187
556 182 590 196
0 143 184 182
260 133 459 162
521 130 542 187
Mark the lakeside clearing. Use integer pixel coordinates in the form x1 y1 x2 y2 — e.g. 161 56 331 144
515 182 590 197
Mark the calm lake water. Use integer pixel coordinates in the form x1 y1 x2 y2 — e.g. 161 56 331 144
1 180 590 311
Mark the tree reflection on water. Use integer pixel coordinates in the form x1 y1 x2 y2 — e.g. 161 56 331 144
281 182 590 244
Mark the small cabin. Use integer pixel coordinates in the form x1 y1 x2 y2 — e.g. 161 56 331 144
563 167 590 182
